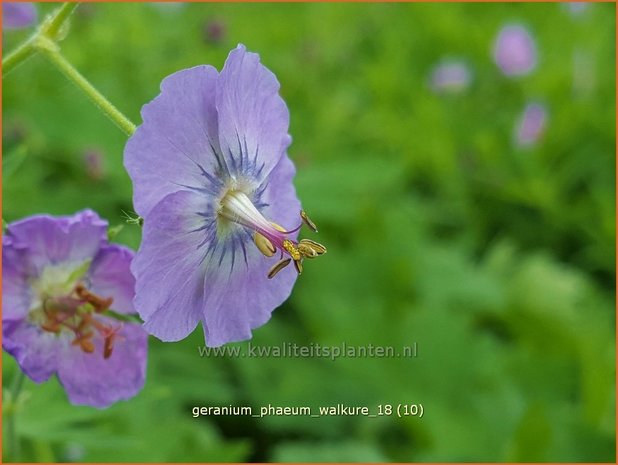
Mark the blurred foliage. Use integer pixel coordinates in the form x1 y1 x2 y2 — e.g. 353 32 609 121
2 2 615 462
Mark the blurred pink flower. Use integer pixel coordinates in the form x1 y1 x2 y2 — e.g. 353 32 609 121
203 18 226 45
493 24 537 77
83 148 106 181
565 2 590 17
515 103 547 147
3 2 37 29
429 59 472 94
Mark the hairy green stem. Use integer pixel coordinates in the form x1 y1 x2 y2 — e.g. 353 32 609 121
38 40 136 136
44 2 79 40
2 2 76 75
2 38 37 75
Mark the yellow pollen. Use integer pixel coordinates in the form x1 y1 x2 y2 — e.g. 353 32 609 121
282 239 301 260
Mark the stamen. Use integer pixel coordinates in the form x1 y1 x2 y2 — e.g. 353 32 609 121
254 232 276 257
102 325 123 359
268 258 291 279
282 240 301 260
218 189 326 279
300 210 318 232
298 243 318 259
41 321 61 333
75 284 113 313
299 239 327 256
35 285 120 358
72 333 95 354
80 340 95 353
271 222 286 232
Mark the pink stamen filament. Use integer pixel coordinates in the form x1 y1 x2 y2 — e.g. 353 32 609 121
219 190 300 252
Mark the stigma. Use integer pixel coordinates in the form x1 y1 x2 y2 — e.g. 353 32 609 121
218 190 326 278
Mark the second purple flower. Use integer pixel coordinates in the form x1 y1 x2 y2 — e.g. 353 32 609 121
124 44 325 347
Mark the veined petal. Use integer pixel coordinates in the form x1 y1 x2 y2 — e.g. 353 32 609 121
202 155 300 347
125 65 223 217
5 210 107 275
132 190 214 341
216 44 291 184
259 152 301 236
56 322 148 408
88 245 136 315
2 320 59 383
200 236 298 347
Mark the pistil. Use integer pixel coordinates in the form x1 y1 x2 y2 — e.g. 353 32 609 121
218 190 326 278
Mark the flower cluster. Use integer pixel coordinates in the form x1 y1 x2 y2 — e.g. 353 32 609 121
125 44 325 347
2 211 147 408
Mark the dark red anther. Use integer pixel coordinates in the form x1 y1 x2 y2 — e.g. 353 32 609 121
101 324 123 359
71 331 95 354
74 284 114 312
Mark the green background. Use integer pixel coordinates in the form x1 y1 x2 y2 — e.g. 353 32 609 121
2 2 615 462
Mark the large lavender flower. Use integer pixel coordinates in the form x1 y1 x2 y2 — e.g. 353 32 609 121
125 44 325 347
2 210 148 408
2 2 37 30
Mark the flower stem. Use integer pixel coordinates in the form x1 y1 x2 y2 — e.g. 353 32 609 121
2 39 37 75
44 2 79 40
6 371 26 462
37 40 136 136
2 1 137 137
2 2 77 76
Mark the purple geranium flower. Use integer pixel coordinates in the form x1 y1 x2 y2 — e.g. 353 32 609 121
429 58 472 94
493 24 537 77
3 2 37 30
2 210 148 408
124 44 325 347
515 102 547 147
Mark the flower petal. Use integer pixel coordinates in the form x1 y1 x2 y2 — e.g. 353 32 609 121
132 190 213 341
88 244 136 315
124 65 223 217
56 323 148 408
5 210 107 275
2 320 59 383
2 236 33 320
216 44 291 184
200 241 298 348
260 153 301 234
